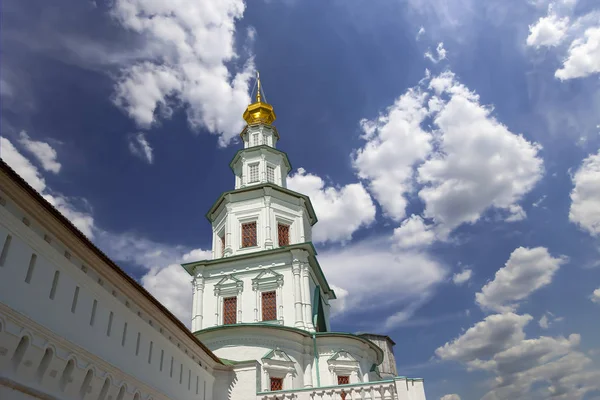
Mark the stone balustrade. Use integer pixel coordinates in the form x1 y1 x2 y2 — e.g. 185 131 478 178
257 377 425 400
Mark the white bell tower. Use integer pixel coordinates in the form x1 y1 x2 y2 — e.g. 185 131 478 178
183 72 335 333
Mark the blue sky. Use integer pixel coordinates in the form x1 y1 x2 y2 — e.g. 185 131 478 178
2 0 600 398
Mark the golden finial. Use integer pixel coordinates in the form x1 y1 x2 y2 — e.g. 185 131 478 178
256 71 262 103
242 70 276 126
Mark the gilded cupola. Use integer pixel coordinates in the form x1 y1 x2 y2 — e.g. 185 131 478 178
243 72 277 125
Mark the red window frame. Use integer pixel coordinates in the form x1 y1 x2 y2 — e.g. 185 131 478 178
277 224 289 246
338 375 350 385
270 377 283 391
242 222 257 248
223 297 237 325
261 291 277 321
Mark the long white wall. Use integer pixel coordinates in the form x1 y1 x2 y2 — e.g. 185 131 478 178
0 187 221 400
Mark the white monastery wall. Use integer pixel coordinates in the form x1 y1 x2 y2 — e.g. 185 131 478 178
0 186 221 400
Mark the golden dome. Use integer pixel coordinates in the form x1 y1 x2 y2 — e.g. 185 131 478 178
243 72 276 125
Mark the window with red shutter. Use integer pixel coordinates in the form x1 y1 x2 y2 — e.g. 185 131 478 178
338 376 350 385
277 224 289 246
262 291 277 321
242 222 257 248
223 297 237 325
270 377 283 391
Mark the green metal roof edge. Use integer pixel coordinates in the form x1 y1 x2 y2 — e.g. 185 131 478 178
180 242 335 300
356 333 397 346
182 241 314 269
203 183 318 226
219 358 257 366
228 145 292 173
194 324 383 363
315 332 383 364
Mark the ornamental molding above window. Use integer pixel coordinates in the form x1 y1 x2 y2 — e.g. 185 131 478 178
261 347 296 391
214 274 244 297
328 350 361 384
252 269 284 291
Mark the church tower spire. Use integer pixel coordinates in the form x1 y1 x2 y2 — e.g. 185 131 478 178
185 71 327 335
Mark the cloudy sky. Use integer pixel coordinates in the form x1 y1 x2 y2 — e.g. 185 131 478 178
2 0 600 398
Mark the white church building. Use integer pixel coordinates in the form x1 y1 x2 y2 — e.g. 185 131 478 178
0 75 427 400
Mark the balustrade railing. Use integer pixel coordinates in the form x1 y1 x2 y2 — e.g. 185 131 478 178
257 380 399 400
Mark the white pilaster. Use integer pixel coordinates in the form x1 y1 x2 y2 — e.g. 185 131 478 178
303 347 313 388
191 275 205 332
302 263 314 331
291 251 305 329
264 194 273 249
299 199 307 242
224 204 233 257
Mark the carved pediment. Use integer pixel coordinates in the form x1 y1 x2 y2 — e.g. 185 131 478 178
252 268 283 290
262 348 292 363
214 274 243 295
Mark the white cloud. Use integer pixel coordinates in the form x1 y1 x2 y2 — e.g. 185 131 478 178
18 131 61 173
539 311 563 329
525 2 600 81
424 42 447 63
555 26 600 80
1 137 47 192
526 13 570 48
475 247 566 313
355 70 542 251
569 150 600 236
128 132 154 164
95 230 196 271
416 26 426 40
436 313 532 364
287 168 376 244
539 314 550 329
392 214 436 249
353 87 432 221
110 0 254 146
329 285 349 316
43 194 95 239
591 288 600 304
452 269 472 285
437 311 600 399
140 248 210 326
417 72 544 235
319 237 446 328
440 395 461 400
